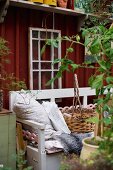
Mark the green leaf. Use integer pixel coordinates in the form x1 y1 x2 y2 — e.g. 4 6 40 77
89 38 101 54
64 59 73 64
46 78 55 86
102 104 110 112
46 39 52 45
76 35 80 42
109 49 113 57
88 75 95 87
53 58 63 64
40 44 46 56
60 64 69 72
81 29 89 39
63 36 71 41
96 88 101 96
97 60 107 71
98 25 106 33
103 117 111 125
66 47 74 53
52 40 59 48
91 74 104 89
86 116 99 124
106 76 113 84
103 92 111 103
70 64 79 72
84 37 91 46
96 98 104 105
106 84 113 90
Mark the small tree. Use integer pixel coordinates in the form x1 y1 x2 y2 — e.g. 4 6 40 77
0 38 27 91
0 37 27 111
42 17 113 155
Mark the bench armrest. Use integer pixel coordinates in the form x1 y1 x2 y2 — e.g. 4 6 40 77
16 118 45 130
16 118 46 170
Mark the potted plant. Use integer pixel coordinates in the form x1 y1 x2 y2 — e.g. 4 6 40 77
42 14 113 160
60 150 113 170
0 37 27 111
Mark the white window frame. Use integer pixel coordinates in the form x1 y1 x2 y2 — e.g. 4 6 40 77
29 27 62 90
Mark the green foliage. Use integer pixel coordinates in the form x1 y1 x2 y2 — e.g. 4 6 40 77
16 150 33 170
0 38 10 57
0 37 27 91
80 0 112 15
0 150 32 170
60 150 113 170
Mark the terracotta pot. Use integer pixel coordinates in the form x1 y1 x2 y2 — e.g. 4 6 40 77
57 0 68 8
0 90 3 112
80 137 99 160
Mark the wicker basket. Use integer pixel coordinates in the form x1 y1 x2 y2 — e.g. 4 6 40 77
60 74 96 133
60 106 96 133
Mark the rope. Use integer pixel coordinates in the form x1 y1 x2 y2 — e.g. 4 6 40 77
72 74 82 114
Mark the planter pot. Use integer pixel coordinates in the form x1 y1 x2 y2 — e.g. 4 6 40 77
28 0 43 3
0 90 3 112
44 0 57 6
80 137 99 160
57 0 68 8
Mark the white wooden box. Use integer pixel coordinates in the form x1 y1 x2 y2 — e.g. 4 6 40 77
27 145 62 170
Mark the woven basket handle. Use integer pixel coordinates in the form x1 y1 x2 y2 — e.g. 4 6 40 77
73 74 82 111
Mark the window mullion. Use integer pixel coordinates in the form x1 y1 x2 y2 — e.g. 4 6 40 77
51 32 54 89
38 31 41 90
30 28 33 89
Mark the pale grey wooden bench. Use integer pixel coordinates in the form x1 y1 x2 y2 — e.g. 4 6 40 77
9 87 96 170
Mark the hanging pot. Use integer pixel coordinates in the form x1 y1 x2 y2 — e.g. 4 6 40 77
57 0 68 8
0 90 3 112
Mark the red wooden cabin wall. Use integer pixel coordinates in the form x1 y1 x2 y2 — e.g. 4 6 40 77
0 6 95 109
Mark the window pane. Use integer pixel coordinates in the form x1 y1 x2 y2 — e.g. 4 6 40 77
40 41 51 61
33 62 39 70
41 72 51 89
33 72 39 89
54 72 59 88
53 33 59 39
32 40 38 60
53 62 58 69
40 31 51 39
32 31 38 38
41 62 51 69
54 47 58 59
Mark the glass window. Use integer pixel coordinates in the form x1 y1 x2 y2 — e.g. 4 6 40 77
29 28 62 90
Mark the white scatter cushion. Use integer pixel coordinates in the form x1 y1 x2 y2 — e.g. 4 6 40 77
42 101 71 134
13 90 56 139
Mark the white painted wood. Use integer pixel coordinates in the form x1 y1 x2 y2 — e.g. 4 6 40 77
16 118 46 170
9 88 96 109
29 28 61 90
28 28 33 89
38 129 46 170
16 118 45 130
27 145 62 170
